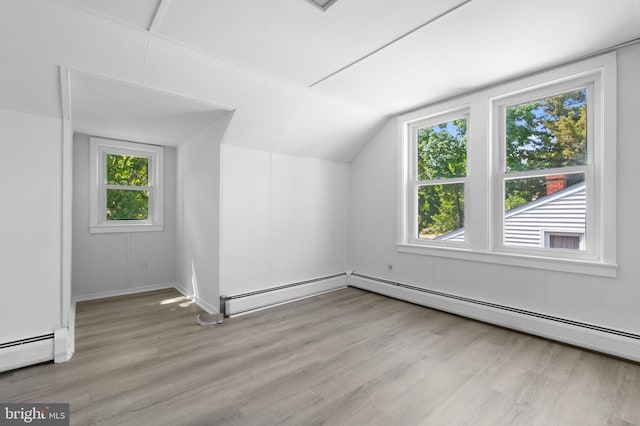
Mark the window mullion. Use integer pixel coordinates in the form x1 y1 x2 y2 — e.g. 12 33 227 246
416 177 467 186
504 165 589 180
105 184 151 191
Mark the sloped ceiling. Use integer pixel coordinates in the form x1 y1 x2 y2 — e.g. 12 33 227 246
315 0 640 113
156 0 470 86
69 70 232 146
1 0 639 161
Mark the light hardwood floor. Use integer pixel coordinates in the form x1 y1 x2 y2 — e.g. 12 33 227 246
1 287 639 425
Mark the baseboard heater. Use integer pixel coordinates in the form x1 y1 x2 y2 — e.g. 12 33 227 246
0 333 55 373
221 273 347 317
350 272 640 362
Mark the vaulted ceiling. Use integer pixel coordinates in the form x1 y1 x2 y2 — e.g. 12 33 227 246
1 0 639 161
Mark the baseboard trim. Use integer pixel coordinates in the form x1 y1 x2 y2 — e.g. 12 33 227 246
224 274 348 316
350 273 640 363
173 282 190 298
0 337 54 373
73 281 218 324
73 282 179 302
171 283 219 314
228 287 345 318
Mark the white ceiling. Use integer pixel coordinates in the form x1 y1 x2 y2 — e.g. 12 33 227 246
156 0 470 86
315 0 640 113
1 0 639 160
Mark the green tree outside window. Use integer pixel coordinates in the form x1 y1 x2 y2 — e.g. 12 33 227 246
106 154 149 220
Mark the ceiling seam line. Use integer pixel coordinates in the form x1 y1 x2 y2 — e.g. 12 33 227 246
144 35 152 66
309 0 473 88
145 31 386 116
149 0 173 33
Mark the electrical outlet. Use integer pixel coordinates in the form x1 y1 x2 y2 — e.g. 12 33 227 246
140 260 148 270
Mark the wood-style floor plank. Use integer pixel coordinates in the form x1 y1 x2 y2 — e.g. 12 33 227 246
1 287 639 425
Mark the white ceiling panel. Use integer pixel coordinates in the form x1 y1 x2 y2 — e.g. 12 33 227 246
70 71 231 146
58 0 161 30
157 0 469 85
314 0 640 114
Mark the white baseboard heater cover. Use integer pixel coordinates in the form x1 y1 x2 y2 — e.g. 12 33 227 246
0 334 54 373
222 273 347 316
350 273 640 363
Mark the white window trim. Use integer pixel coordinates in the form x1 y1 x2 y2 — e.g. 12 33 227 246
89 137 164 233
492 78 596 261
405 109 470 248
397 52 617 277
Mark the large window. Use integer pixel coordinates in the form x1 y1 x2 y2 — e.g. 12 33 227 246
496 85 591 256
399 53 617 276
411 114 468 242
90 137 164 233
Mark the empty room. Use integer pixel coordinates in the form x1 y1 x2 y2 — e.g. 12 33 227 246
1 0 640 424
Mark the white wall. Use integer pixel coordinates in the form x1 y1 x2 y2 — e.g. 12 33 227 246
220 145 349 296
0 110 62 342
72 133 177 298
349 43 640 334
176 115 233 311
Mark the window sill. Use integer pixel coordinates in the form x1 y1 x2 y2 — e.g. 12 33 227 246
89 224 164 234
396 243 617 277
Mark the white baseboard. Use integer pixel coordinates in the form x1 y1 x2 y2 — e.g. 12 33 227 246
350 274 640 363
225 274 347 316
0 338 54 373
54 328 70 363
173 281 190 298
171 283 219 314
73 282 179 302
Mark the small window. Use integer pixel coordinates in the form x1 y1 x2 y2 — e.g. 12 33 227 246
408 113 468 243
544 231 584 250
90 137 164 233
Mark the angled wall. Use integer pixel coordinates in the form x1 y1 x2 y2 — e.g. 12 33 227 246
176 114 234 312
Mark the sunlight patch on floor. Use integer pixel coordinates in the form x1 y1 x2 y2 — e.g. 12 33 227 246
160 296 189 305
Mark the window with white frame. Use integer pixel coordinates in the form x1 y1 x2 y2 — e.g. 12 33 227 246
495 83 592 256
407 112 468 243
90 137 164 233
398 53 617 276
544 231 584 250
